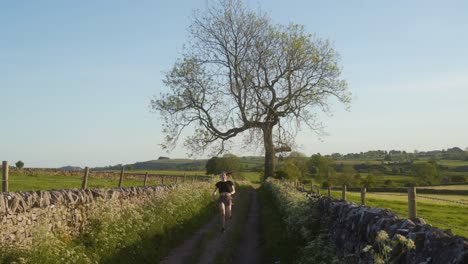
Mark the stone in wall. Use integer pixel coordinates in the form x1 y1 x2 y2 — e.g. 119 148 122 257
0 184 180 248
313 195 468 264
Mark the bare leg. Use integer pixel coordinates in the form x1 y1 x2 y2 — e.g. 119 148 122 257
226 204 232 219
218 202 226 228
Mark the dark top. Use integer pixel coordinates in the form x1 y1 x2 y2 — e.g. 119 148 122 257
215 181 234 193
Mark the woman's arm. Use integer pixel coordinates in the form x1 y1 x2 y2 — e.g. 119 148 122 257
212 186 218 200
230 185 236 196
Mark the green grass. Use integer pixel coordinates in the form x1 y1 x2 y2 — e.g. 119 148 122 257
418 184 468 190
129 170 206 176
6 171 209 192
376 175 419 186
258 185 302 264
302 173 419 188
327 190 468 238
431 160 468 168
334 159 382 165
239 172 262 183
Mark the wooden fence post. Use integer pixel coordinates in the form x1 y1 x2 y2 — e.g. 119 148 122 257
317 186 320 195
2 161 8 192
342 184 347 200
327 186 331 198
81 167 89 189
184 173 186 183
361 187 366 205
161 176 164 185
175 176 178 184
118 168 124 188
408 186 417 219
143 172 148 187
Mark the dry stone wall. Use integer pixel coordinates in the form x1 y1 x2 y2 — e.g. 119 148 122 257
0 185 177 248
313 195 468 263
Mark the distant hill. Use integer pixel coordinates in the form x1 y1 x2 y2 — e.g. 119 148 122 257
93 156 265 172
93 159 208 171
132 159 208 171
59 166 82 171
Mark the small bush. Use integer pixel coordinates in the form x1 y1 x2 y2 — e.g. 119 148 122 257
15 160 25 169
450 175 466 182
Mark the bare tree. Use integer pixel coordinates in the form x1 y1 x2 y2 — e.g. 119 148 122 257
152 0 351 179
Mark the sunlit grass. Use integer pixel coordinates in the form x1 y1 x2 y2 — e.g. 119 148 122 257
239 171 262 182
418 184 468 190
6 172 210 192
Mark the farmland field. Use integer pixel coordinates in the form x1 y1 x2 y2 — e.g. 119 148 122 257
131 169 205 175
334 159 382 165
305 173 419 187
375 175 419 186
238 171 262 182
418 184 468 190
431 160 468 168
6 171 209 192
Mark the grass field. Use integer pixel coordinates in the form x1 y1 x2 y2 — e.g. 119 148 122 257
375 174 419 186
302 173 419 188
130 170 206 175
334 159 382 165
338 159 468 168
6 171 210 192
431 160 468 168
324 190 468 238
239 171 262 182
418 184 468 190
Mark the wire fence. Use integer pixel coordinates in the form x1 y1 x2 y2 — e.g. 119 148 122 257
291 182 468 236
368 192 407 197
416 194 468 206
1 162 213 192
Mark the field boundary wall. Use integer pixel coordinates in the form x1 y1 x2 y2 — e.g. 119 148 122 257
314 195 468 263
0 185 179 248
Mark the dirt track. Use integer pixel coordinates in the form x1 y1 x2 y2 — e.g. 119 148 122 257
160 188 262 264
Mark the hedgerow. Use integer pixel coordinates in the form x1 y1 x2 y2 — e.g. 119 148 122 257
263 178 338 264
0 182 215 263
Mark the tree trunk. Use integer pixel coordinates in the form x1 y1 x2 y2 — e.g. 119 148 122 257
263 125 275 180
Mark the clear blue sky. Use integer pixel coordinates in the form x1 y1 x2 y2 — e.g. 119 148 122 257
1 0 467 168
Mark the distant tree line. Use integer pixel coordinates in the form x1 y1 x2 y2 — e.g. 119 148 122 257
270 150 467 188
328 146 468 162
90 146 467 187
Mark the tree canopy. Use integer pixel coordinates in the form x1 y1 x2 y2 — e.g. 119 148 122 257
153 0 350 178
205 154 241 175
15 160 24 169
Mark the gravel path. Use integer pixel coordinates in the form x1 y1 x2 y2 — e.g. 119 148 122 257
159 215 219 264
232 190 262 264
160 188 262 264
